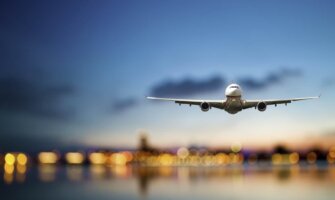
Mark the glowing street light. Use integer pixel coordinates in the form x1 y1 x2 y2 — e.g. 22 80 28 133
65 152 85 164
38 152 59 164
5 153 16 165
17 153 28 165
89 152 107 165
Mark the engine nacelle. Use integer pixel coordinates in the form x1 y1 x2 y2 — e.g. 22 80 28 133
200 102 210 112
257 102 267 112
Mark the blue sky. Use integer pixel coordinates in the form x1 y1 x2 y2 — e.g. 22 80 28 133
1 0 335 151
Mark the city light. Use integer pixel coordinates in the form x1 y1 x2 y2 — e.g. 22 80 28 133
1 147 335 185
89 152 107 165
327 154 335 164
289 153 299 165
3 171 14 184
65 152 85 164
215 153 229 165
38 152 58 164
307 152 317 164
16 164 27 174
2 152 29 184
159 154 174 166
327 146 335 164
231 142 242 153
122 151 133 162
177 147 189 159
0 144 335 175
4 163 15 174
271 153 299 165
5 153 16 165
110 153 127 166
17 153 28 165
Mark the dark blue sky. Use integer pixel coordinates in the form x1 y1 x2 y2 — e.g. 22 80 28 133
1 0 335 151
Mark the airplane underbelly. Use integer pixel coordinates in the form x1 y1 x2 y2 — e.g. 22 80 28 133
224 98 243 114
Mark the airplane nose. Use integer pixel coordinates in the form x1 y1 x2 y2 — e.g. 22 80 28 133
228 88 241 97
231 88 238 94
225 86 242 97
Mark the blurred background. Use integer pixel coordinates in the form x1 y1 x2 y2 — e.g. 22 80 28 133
1 0 335 199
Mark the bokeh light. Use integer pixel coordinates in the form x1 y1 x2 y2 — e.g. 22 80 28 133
38 152 58 164
89 152 107 165
5 153 16 165
4 163 15 174
159 154 174 166
111 153 127 166
289 153 299 164
231 142 242 153
65 152 85 164
17 153 28 165
177 147 189 159
307 152 317 164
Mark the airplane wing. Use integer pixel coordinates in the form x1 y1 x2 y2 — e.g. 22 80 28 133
242 96 320 109
146 97 225 109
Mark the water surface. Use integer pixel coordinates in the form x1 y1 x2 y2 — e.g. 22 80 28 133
1 164 334 200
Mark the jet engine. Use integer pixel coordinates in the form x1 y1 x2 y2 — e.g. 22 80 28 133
200 102 210 112
257 102 267 112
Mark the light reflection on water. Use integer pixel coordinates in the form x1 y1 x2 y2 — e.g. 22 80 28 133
1 164 335 200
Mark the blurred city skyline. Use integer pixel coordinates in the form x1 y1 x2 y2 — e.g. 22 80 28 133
1 0 335 152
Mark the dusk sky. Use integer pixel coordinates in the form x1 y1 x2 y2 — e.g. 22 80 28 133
1 0 335 151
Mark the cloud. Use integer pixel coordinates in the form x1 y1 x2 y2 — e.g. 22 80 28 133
149 75 225 97
0 133 64 152
110 97 138 113
148 68 301 98
238 68 302 90
0 76 76 119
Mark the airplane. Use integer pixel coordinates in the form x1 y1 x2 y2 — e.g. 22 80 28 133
146 83 319 114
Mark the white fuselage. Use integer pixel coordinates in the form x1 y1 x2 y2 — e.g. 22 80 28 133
224 84 244 114
147 82 319 114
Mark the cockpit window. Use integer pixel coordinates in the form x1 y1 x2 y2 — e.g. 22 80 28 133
230 86 239 89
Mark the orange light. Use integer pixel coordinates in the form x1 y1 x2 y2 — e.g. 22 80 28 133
159 154 173 166
4 173 14 184
4 163 15 174
307 152 317 164
327 154 335 164
215 153 228 165
16 164 27 174
330 146 335 152
229 153 243 164
89 152 106 165
329 146 335 158
38 152 58 164
17 153 28 165
112 165 129 177
5 153 15 165
65 152 85 164
235 154 244 164
122 151 133 162
203 155 214 166
111 153 127 166
289 153 299 164
272 153 282 165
